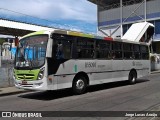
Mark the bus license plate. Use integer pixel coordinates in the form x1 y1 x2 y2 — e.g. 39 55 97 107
22 80 27 84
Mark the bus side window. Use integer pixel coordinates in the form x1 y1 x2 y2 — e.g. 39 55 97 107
96 41 111 59
123 43 133 59
56 42 64 59
77 38 94 59
77 49 82 58
111 51 116 59
62 40 72 59
112 42 122 59
48 34 72 75
141 45 149 60
108 51 112 59
52 34 72 59
133 45 141 59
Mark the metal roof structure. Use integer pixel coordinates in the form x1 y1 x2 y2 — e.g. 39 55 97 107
88 0 122 6
88 0 150 37
0 19 54 36
88 0 151 10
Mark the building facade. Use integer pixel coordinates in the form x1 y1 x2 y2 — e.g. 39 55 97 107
89 0 160 53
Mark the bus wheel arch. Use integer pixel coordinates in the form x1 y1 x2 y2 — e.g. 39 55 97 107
72 72 89 94
128 69 137 84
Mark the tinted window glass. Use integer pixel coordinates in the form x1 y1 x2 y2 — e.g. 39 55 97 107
113 42 122 50
133 45 140 52
123 43 132 51
77 38 95 59
52 34 72 59
112 42 122 59
96 41 111 59
141 46 149 59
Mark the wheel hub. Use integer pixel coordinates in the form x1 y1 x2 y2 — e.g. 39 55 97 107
132 77 135 82
76 79 84 90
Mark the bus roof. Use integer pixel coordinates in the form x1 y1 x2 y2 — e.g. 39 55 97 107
53 29 113 40
21 29 148 45
52 29 148 45
21 29 113 41
21 30 54 39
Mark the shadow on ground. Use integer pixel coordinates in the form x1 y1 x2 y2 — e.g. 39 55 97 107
19 79 149 101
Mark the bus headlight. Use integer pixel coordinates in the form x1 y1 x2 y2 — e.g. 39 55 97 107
37 67 45 80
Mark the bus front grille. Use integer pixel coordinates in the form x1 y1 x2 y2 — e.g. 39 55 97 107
17 74 35 80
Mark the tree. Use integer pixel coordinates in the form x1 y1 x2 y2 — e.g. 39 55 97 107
0 38 6 45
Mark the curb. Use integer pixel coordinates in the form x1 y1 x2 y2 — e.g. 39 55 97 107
0 90 29 97
151 71 160 74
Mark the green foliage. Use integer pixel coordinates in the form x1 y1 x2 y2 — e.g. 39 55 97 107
0 38 6 45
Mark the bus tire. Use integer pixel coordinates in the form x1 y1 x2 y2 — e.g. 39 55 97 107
72 76 87 94
128 70 137 84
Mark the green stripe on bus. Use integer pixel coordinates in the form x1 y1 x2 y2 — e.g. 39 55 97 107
22 30 46 39
74 65 77 72
14 69 40 81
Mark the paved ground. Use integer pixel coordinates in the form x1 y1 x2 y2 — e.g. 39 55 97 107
0 73 160 120
0 87 28 96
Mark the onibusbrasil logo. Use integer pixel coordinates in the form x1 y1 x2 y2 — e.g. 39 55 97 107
2 112 42 118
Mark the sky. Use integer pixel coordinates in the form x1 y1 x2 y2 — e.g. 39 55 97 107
0 0 97 34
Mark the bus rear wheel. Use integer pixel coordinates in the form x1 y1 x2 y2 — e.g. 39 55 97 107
128 71 137 84
72 76 87 94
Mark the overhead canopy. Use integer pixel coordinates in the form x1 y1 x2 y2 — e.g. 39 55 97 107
0 26 32 37
0 19 54 36
122 22 154 43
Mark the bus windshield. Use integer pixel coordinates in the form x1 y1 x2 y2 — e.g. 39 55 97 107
14 35 48 69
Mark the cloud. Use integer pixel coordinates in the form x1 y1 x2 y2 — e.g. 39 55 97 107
0 0 97 23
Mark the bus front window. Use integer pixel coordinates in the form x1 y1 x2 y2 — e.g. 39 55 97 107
15 35 48 69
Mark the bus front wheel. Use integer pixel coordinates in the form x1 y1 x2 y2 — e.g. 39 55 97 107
72 76 87 94
128 70 137 84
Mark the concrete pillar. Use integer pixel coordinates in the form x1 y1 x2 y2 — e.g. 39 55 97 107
144 0 147 22
0 45 1 67
120 0 123 38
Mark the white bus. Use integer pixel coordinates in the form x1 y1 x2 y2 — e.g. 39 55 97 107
13 29 150 94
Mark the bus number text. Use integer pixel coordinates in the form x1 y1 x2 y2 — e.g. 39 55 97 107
85 62 96 68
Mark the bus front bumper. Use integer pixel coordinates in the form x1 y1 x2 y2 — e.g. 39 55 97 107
14 78 47 91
